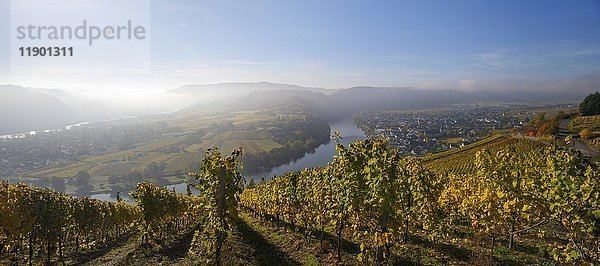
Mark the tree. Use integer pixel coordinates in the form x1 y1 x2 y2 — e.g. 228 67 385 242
74 171 92 195
579 92 600 116
526 112 546 135
49 177 66 193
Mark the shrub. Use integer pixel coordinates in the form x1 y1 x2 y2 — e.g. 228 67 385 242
580 128 592 139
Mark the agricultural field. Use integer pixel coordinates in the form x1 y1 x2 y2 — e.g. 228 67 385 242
505 104 578 120
228 111 273 124
19 108 308 189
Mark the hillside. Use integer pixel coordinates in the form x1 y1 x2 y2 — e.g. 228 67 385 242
2 135 597 265
0 85 79 135
169 82 335 95
173 83 591 125
168 82 337 108
423 136 547 174
227 90 345 121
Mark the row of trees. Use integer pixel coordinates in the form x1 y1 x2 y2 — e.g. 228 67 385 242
523 112 565 138
240 136 600 264
447 145 599 262
129 147 246 266
0 181 209 265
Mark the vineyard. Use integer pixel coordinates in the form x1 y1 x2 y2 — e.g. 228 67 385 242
570 114 600 132
420 134 506 162
240 136 599 264
423 137 547 175
0 182 141 265
1 136 599 265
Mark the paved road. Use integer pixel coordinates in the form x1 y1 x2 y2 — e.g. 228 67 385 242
572 139 599 158
558 118 599 158
558 119 571 133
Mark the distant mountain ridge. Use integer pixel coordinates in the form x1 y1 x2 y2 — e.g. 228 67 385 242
169 82 337 104
216 84 591 121
170 82 336 94
2 80 596 134
172 81 594 112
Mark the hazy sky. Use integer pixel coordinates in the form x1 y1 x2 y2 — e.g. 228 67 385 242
1 0 599 92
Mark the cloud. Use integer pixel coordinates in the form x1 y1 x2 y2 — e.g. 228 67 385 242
417 79 479 91
415 73 600 93
457 79 478 90
469 44 600 77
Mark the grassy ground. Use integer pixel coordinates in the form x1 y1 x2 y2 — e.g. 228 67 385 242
231 210 560 266
234 212 358 266
424 137 547 175
77 212 356 266
505 105 578 120
83 226 199 266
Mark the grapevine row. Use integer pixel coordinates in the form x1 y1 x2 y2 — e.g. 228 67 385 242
240 136 600 264
131 182 204 245
0 182 140 265
0 147 245 265
424 137 546 175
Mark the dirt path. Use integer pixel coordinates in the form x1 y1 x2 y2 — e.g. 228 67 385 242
82 234 141 266
236 212 359 265
222 215 301 265
572 138 599 158
83 225 199 266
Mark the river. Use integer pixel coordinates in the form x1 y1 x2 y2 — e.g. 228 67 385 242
90 182 199 204
246 117 365 181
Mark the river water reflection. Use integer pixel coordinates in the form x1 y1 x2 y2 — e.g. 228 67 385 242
247 118 365 182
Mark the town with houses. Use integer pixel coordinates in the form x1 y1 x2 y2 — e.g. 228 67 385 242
354 106 522 155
